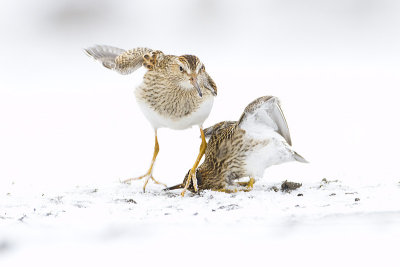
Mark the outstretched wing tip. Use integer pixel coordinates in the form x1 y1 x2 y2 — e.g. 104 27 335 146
83 46 95 57
84 45 153 75
274 100 292 145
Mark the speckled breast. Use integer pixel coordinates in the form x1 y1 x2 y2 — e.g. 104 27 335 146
135 85 214 130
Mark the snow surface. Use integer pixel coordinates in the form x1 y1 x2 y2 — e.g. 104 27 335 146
1 179 400 266
1 1 400 266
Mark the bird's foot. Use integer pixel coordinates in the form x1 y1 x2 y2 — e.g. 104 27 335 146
142 175 167 192
122 173 166 192
180 169 198 197
181 127 206 197
122 174 147 184
213 188 238 193
235 177 255 192
214 178 255 194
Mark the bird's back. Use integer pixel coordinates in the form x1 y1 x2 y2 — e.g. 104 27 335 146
197 122 250 189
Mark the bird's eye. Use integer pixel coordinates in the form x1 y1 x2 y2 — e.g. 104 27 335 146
201 65 205 71
179 66 184 72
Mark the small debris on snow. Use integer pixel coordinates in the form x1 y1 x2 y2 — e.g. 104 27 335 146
73 202 87 208
218 204 240 211
355 198 360 202
269 186 279 192
18 215 27 222
281 180 302 192
49 196 63 204
321 178 339 184
318 178 341 189
114 199 137 204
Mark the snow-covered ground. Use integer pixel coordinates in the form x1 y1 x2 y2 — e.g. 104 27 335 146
1 1 400 266
1 178 400 266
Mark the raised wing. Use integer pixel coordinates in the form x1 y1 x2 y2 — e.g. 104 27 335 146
84 45 153 75
238 96 292 145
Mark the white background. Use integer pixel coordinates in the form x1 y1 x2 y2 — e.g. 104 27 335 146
1 1 400 266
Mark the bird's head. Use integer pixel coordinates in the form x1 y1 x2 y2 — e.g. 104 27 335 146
161 55 217 97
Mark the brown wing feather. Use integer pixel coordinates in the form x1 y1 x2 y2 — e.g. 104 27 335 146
84 45 126 70
116 47 154 73
85 45 154 75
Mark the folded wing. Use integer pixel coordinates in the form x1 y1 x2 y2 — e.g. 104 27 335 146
238 96 292 145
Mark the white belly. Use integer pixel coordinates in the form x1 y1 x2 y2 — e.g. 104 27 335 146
136 96 214 130
244 136 294 178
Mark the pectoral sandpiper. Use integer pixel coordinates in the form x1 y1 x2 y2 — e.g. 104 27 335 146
165 96 307 193
84 45 217 194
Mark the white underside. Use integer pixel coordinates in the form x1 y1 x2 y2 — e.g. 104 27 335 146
244 131 295 179
136 96 214 130
238 107 296 178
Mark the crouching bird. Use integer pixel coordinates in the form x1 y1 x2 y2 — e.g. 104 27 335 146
84 45 217 194
165 96 307 193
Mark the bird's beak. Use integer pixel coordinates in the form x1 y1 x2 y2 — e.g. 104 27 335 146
163 183 184 191
190 75 202 97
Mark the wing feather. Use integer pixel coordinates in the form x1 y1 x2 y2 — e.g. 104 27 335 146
84 45 125 70
238 96 292 145
114 47 153 74
84 45 153 75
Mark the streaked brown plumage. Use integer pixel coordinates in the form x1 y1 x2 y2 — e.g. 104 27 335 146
84 45 217 194
166 96 307 193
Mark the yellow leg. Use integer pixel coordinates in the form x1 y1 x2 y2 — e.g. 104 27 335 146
181 127 207 196
215 178 255 194
122 131 166 192
213 188 238 193
236 177 255 191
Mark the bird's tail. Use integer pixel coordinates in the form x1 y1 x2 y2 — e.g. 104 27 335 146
293 151 308 163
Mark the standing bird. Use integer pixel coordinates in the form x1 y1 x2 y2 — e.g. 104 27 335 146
84 45 217 194
165 96 307 193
